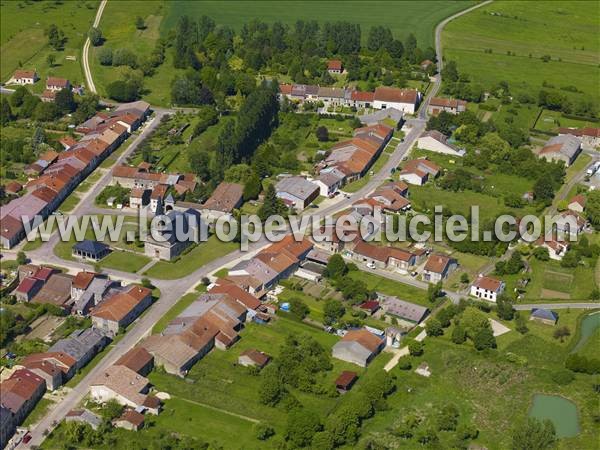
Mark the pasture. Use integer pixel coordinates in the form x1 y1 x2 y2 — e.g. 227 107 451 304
1 0 97 86
443 1 600 103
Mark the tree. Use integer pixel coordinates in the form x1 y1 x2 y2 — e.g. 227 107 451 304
326 254 347 279
408 339 423 356
496 295 514 321
258 365 285 406
88 27 103 46
460 273 469 284
16 251 27 265
316 126 329 142
100 399 123 421
112 48 137 67
97 47 113 65
451 324 466 344
258 184 287 221
323 300 345 325
254 423 275 441
286 409 322 448
515 312 529 334
46 53 56 67
106 80 139 102
473 326 496 350
0 97 13 126
560 250 579 268
135 16 146 30
55 88 76 113
46 24 66 50
532 246 550 261
436 404 459 431
243 172 262 201
427 282 443 302
425 318 443 337
553 326 570 343
511 418 556 450
33 102 59 122
586 190 600 230
533 176 555 205
289 297 309 320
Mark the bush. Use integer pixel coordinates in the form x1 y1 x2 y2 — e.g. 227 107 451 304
408 340 423 356
106 80 140 102
551 369 574 385
97 47 113 65
397 357 412 370
254 423 275 441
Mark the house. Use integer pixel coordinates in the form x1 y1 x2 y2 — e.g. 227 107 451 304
23 359 63 391
14 277 44 302
536 237 569 260
427 97 467 116
318 87 346 106
115 347 154 376
358 300 380 315
71 271 100 301
114 100 151 121
351 241 417 273
130 188 150 209
335 371 358 393
367 182 411 213
113 409 145 431
378 294 429 323
32 273 73 307
417 130 465 156
539 135 581 167
332 329 384 367
46 77 71 92
314 169 345 197
4 181 22 195
90 364 159 412
530 308 558 325
238 349 271 369
65 409 102 430
150 184 168 214
275 176 320 210
59 135 78 150
350 90 374 109
0 405 15 449
0 368 46 425
399 159 441 185
373 87 421 114
567 194 586 213
48 328 110 371
359 107 403 126
558 127 600 151
144 209 202 260
74 277 114 316
7 70 38 85
20 352 77 382
327 59 343 74
72 240 110 261
209 281 262 311
420 59 434 71
554 211 586 238
201 182 244 220
470 276 505 302
423 254 457 283
91 285 153 335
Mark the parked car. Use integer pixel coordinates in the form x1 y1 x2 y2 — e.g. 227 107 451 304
366 262 376 269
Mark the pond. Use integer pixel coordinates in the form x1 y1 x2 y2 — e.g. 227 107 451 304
529 394 579 438
572 311 600 353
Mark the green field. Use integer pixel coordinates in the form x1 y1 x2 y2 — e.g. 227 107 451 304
162 1 473 48
443 1 600 103
1 0 97 86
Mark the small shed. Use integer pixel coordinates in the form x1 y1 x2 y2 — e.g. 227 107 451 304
113 409 145 431
335 371 358 393
530 308 558 325
238 349 271 369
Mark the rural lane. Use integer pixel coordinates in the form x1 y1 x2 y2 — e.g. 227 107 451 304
82 0 108 94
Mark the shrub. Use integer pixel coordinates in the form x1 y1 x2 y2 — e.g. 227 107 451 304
397 357 412 370
551 369 574 385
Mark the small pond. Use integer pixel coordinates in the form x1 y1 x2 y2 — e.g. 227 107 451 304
571 311 600 353
529 394 579 438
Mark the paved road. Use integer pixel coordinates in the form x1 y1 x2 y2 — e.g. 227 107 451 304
82 0 108 94
515 303 600 310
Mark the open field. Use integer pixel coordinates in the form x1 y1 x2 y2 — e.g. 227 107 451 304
1 0 97 86
346 270 430 306
443 1 600 103
162 1 473 49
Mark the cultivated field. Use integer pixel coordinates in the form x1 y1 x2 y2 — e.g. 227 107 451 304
443 1 600 103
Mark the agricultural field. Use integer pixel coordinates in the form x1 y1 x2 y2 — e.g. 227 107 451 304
443 1 600 104
1 0 97 87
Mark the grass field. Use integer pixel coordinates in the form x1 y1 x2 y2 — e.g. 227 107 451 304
162 1 473 49
144 235 238 279
1 0 97 86
346 270 430 306
443 1 600 103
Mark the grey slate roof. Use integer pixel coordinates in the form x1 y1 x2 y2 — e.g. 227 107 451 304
530 308 558 322
72 240 109 255
48 328 109 363
276 176 319 201
378 294 429 323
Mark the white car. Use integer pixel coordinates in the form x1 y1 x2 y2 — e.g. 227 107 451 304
366 262 376 269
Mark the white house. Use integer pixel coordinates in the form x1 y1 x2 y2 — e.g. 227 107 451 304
470 276 505 302
314 169 345 196
373 87 421 114
7 69 38 85
417 130 465 157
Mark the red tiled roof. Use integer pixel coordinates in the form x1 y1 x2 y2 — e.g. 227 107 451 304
72 271 97 290
374 87 418 104
327 59 343 70
351 90 374 102
342 329 382 353
473 276 503 292
115 347 153 374
424 254 453 274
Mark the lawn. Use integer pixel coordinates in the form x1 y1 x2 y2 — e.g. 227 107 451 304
1 1 97 84
22 397 54 427
443 1 600 103
534 109 598 133
144 235 238 279
152 292 199 333
346 270 430 306
99 250 151 273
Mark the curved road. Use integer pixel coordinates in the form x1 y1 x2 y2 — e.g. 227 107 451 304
21 1 493 447
82 0 108 94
